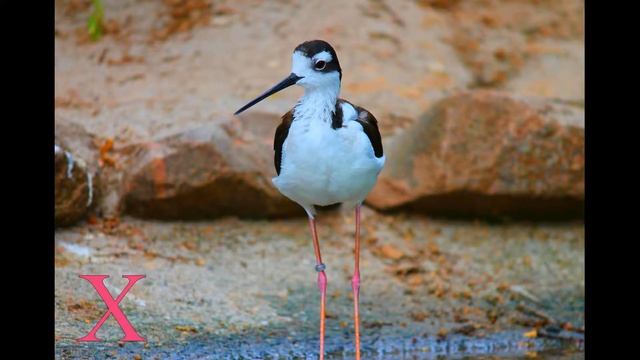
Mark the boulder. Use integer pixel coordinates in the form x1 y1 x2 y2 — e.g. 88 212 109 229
121 113 302 219
55 119 101 226
366 91 584 220
55 145 95 226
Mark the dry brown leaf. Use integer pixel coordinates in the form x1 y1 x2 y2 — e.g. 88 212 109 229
407 274 423 286
175 325 198 333
452 324 477 335
99 138 116 167
182 241 197 251
410 311 429 321
378 244 404 260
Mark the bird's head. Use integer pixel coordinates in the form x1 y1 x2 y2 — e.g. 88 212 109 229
291 40 342 89
235 40 341 115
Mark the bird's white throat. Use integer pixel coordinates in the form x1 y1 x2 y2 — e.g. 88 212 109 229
293 81 340 125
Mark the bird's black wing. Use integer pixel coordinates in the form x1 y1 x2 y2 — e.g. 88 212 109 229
339 99 384 158
274 109 294 175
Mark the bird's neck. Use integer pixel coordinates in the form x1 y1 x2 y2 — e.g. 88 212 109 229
294 82 340 124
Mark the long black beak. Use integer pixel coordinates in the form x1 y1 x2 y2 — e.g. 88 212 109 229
234 73 303 115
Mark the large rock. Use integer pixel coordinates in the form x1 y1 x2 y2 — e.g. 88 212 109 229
121 113 302 219
366 91 584 220
54 118 120 218
55 119 101 226
55 145 95 226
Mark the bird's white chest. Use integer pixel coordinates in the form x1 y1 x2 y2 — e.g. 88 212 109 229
273 107 384 209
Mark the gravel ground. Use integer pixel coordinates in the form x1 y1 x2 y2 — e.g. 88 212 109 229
55 208 584 359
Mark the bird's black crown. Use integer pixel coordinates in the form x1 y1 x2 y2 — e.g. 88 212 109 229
295 40 342 80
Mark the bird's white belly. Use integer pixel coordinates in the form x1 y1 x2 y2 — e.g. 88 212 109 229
273 121 384 210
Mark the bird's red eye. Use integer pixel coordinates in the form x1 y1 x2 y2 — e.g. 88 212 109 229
314 60 326 70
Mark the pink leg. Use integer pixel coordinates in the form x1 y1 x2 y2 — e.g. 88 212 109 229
308 216 327 360
352 205 362 359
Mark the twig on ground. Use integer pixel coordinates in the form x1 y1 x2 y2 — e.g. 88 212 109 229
516 303 556 325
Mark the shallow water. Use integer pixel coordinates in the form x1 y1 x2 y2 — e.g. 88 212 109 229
57 329 583 359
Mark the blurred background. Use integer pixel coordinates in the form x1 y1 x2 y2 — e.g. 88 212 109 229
55 0 584 358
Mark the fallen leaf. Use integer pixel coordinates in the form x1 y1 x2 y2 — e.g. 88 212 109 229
175 325 198 333
410 311 428 321
182 241 197 250
403 228 415 242
377 244 404 260
55 257 71 267
452 324 477 335
100 137 114 154
457 289 473 300
427 242 441 255
486 309 500 324
87 214 99 225
363 320 392 329
407 274 423 286
496 281 510 292
388 264 422 277
99 138 116 167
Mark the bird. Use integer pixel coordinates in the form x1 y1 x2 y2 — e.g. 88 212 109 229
234 40 385 360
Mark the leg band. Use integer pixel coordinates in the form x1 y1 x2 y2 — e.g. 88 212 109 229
315 263 326 272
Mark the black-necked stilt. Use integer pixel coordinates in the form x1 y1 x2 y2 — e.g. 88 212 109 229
235 40 385 359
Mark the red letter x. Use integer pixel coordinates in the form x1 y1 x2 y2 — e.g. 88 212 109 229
77 274 146 342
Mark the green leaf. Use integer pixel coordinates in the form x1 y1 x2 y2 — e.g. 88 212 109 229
87 0 104 41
